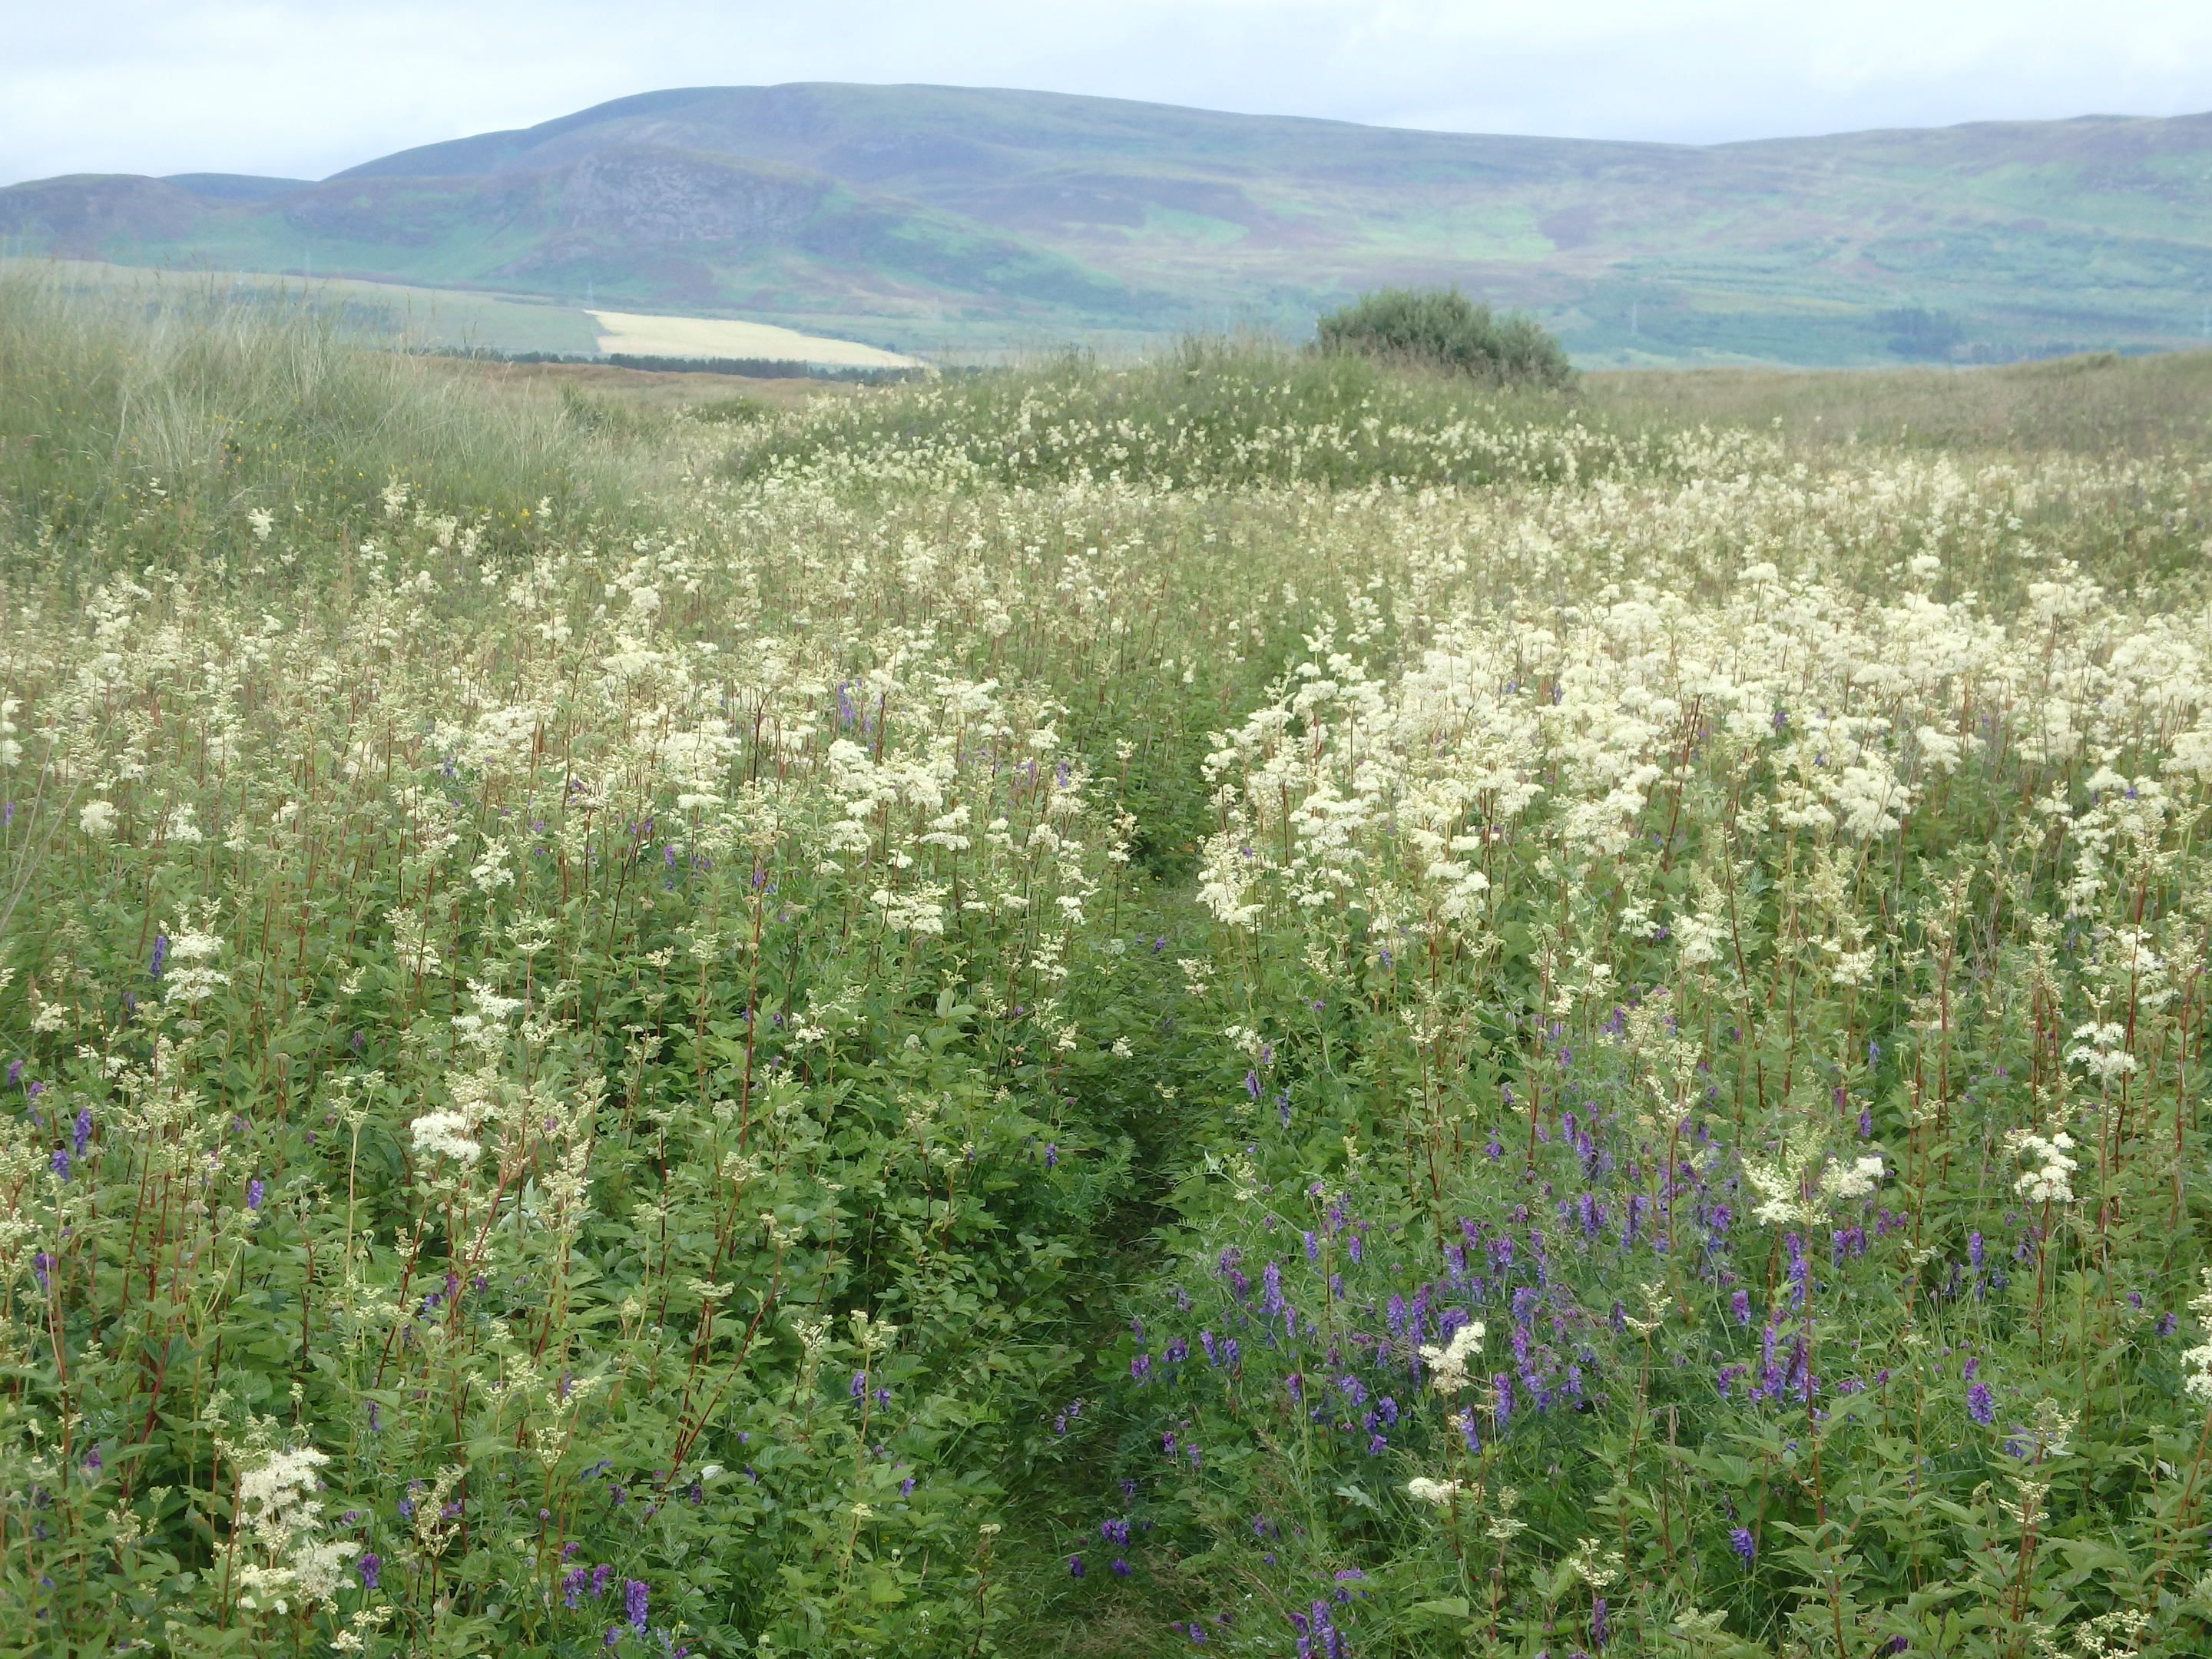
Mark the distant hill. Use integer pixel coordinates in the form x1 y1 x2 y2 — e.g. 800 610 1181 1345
162 174 313 202
6 82 2211 364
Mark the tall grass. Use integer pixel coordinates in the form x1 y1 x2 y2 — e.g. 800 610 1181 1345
1588 348 2212 455
0 266 633 575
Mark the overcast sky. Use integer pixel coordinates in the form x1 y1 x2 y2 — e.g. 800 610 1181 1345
7 0 2210 186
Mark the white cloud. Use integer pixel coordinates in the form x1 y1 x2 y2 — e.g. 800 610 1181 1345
3 0 2209 185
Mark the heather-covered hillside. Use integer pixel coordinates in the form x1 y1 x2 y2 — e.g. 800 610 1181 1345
5 83 2210 363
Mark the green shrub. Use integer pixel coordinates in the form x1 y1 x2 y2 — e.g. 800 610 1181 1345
1313 286 1573 388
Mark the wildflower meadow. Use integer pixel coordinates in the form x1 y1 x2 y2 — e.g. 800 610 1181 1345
6 273 2212 1658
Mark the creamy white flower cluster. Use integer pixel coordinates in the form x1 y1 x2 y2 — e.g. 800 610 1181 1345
233 1442 359 1615
2007 1131 2078 1207
1741 1125 1886 1229
2184 1270 2212 1406
1418 1320 1487 1396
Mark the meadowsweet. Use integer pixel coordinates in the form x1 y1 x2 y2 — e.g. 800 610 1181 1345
1418 1319 1487 1392
231 1441 359 1614
2008 1131 2078 1206
1405 1476 1465 1505
2182 1271 2212 1405
409 1109 482 1163
2066 1022 2139 1084
1743 1127 1886 1227
161 924 231 1008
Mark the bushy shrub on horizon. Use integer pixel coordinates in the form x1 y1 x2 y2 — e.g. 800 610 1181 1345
1313 286 1573 389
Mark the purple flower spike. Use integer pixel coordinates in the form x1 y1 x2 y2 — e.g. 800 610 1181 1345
1068 1554 1085 1578
1730 1525 1754 1565
623 1578 648 1631
359 1552 381 1590
1967 1381 1995 1425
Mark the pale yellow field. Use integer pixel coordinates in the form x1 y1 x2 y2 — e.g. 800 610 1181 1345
2 261 929 365
587 310 919 366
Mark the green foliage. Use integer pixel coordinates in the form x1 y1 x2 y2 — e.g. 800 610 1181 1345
1313 287 1573 388
1589 346 2212 459
730 337 1606 491
683 396 774 427
0 269 629 573
9 277 2212 1659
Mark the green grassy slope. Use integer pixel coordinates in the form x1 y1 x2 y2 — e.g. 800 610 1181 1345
6 84 2210 364
3 258 608 354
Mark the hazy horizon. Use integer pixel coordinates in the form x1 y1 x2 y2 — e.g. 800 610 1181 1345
6 0 2209 188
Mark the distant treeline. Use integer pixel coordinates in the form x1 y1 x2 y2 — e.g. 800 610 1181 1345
426 346 926 382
